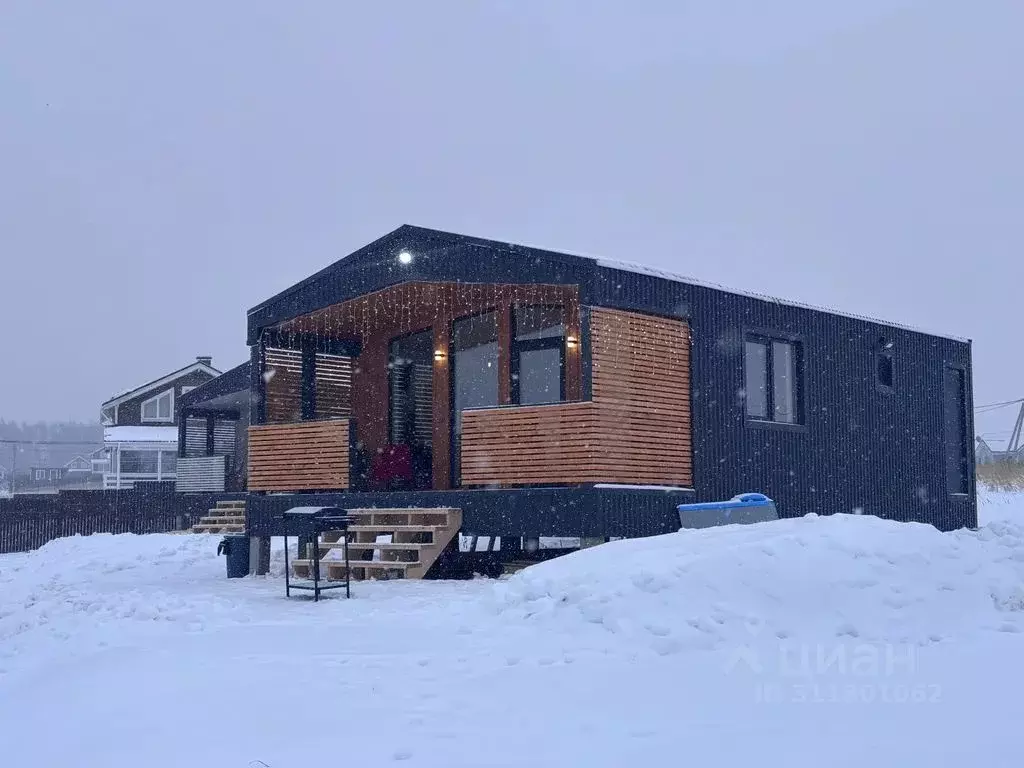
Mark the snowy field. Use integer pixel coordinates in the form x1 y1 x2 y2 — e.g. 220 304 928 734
1 489 1023 767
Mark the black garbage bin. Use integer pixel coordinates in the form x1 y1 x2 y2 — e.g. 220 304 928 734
218 534 250 578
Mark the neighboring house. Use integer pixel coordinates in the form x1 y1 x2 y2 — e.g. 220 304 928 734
175 361 251 493
976 437 997 465
64 455 92 474
89 447 111 475
977 436 1024 465
101 357 221 489
237 224 975 567
20 466 67 493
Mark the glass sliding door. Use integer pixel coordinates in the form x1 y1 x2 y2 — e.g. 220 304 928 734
388 329 434 489
451 311 499 485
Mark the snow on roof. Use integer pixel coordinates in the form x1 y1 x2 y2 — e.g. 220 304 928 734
101 360 221 409
103 426 179 444
590 255 969 343
460 226 969 343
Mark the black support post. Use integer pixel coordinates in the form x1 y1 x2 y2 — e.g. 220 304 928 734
250 341 266 425
301 343 317 421
178 408 188 457
205 415 216 457
579 306 593 401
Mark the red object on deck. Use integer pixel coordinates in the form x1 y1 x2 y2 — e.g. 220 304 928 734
369 444 414 490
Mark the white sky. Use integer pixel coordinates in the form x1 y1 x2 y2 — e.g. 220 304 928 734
0 1 1020 442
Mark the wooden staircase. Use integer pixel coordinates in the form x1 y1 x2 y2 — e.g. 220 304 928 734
191 499 247 534
291 507 461 581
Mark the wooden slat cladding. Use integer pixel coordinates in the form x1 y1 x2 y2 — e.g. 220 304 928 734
459 308 692 487
460 402 599 485
248 420 350 491
264 348 303 424
314 352 352 420
589 308 691 486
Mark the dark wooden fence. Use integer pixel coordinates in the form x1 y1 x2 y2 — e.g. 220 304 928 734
0 483 246 554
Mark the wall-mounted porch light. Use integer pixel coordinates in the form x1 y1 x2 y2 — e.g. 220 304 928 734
434 349 446 362
398 250 414 265
566 335 579 348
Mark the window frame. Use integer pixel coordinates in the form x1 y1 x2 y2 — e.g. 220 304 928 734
140 389 175 423
743 330 805 429
510 304 566 406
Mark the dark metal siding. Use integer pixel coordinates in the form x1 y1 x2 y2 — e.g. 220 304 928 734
248 487 694 539
614 274 976 532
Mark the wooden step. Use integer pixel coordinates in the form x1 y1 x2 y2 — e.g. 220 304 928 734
199 520 247 528
216 500 247 508
292 559 419 573
321 541 428 551
192 524 245 533
345 525 443 533
346 507 458 515
290 508 462 582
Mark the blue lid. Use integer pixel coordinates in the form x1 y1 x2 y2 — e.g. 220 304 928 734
677 493 774 513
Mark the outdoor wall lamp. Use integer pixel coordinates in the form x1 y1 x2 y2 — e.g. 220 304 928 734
434 349 446 362
398 250 414 265
566 335 578 348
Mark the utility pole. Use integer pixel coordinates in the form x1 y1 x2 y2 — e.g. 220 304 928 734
10 443 16 495
1008 400 1024 456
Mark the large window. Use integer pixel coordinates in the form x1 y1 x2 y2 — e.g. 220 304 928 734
744 335 802 424
161 451 177 475
120 450 159 474
452 311 499 483
512 305 565 405
141 389 174 422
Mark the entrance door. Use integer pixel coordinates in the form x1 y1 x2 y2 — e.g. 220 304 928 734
388 329 434 489
451 311 499 485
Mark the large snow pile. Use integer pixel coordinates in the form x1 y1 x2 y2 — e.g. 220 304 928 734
495 514 1024 655
2 512 1024 767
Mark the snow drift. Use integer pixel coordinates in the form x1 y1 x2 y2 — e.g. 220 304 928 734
2 495 1024 768
495 513 1024 654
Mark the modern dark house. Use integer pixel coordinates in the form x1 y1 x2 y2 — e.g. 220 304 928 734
175 362 251 492
101 357 221 488
240 225 975 578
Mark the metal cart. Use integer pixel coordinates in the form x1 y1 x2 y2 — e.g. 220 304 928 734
280 506 354 601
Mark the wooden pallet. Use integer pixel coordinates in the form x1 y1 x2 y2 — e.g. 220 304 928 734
290 507 461 582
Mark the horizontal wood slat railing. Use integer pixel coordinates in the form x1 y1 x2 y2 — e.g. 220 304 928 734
460 308 692 487
248 419 350 491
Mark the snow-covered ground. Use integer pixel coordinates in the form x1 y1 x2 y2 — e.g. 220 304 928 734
0 490 1022 767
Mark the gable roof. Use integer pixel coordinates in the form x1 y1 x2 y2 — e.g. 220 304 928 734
246 224 968 344
101 359 222 409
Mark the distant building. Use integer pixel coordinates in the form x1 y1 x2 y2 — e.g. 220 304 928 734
976 436 1024 465
100 357 220 489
